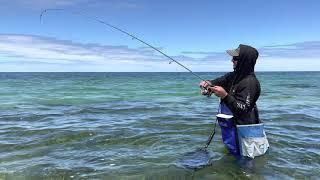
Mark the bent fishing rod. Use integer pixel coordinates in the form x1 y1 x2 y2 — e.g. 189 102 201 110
40 9 216 149
40 9 206 81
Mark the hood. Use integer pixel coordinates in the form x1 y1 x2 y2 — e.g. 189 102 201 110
233 44 259 83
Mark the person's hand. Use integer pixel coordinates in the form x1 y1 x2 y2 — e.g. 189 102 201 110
208 86 228 99
199 80 211 89
199 80 212 96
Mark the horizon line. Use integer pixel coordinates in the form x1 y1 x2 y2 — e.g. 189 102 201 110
0 70 319 73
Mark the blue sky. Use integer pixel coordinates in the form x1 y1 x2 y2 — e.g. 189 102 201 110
0 0 320 72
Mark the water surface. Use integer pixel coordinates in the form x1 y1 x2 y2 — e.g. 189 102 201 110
0 72 319 179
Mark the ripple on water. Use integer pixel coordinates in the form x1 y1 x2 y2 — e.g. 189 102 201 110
1 72 320 179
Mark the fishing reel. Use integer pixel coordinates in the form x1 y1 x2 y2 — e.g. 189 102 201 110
200 85 213 97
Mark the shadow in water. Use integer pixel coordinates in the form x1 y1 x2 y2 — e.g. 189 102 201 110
174 148 217 170
174 148 270 179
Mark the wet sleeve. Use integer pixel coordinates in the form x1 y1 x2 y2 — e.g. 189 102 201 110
222 80 256 115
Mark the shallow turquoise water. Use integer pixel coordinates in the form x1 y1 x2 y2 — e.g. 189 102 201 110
0 72 319 179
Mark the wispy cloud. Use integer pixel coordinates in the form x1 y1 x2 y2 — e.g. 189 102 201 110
0 34 165 64
182 41 320 60
181 42 320 71
0 34 319 72
0 34 230 71
181 51 221 55
260 41 320 58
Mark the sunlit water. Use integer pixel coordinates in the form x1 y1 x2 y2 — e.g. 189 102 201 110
0 72 319 179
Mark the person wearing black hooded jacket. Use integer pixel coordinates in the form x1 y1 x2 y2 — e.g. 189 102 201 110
200 44 261 125
199 45 269 158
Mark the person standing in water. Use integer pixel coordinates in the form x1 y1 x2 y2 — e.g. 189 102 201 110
200 44 269 158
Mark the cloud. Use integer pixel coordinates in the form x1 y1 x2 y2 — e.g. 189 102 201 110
0 34 230 72
255 57 320 71
0 34 166 65
260 41 320 58
0 34 319 72
181 51 221 55
182 41 320 60
182 42 320 71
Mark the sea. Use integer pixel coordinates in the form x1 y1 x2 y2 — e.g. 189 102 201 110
0 72 319 179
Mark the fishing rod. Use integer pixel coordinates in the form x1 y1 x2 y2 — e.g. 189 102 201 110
40 9 216 148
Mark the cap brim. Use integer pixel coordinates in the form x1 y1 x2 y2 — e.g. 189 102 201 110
226 49 239 57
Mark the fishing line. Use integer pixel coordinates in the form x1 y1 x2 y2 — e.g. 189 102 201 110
203 119 217 149
40 9 206 82
40 9 216 149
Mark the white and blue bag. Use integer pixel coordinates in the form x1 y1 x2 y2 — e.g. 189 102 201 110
236 123 269 158
217 102 269 158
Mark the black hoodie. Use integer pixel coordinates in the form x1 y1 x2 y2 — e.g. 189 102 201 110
210 44 261 125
